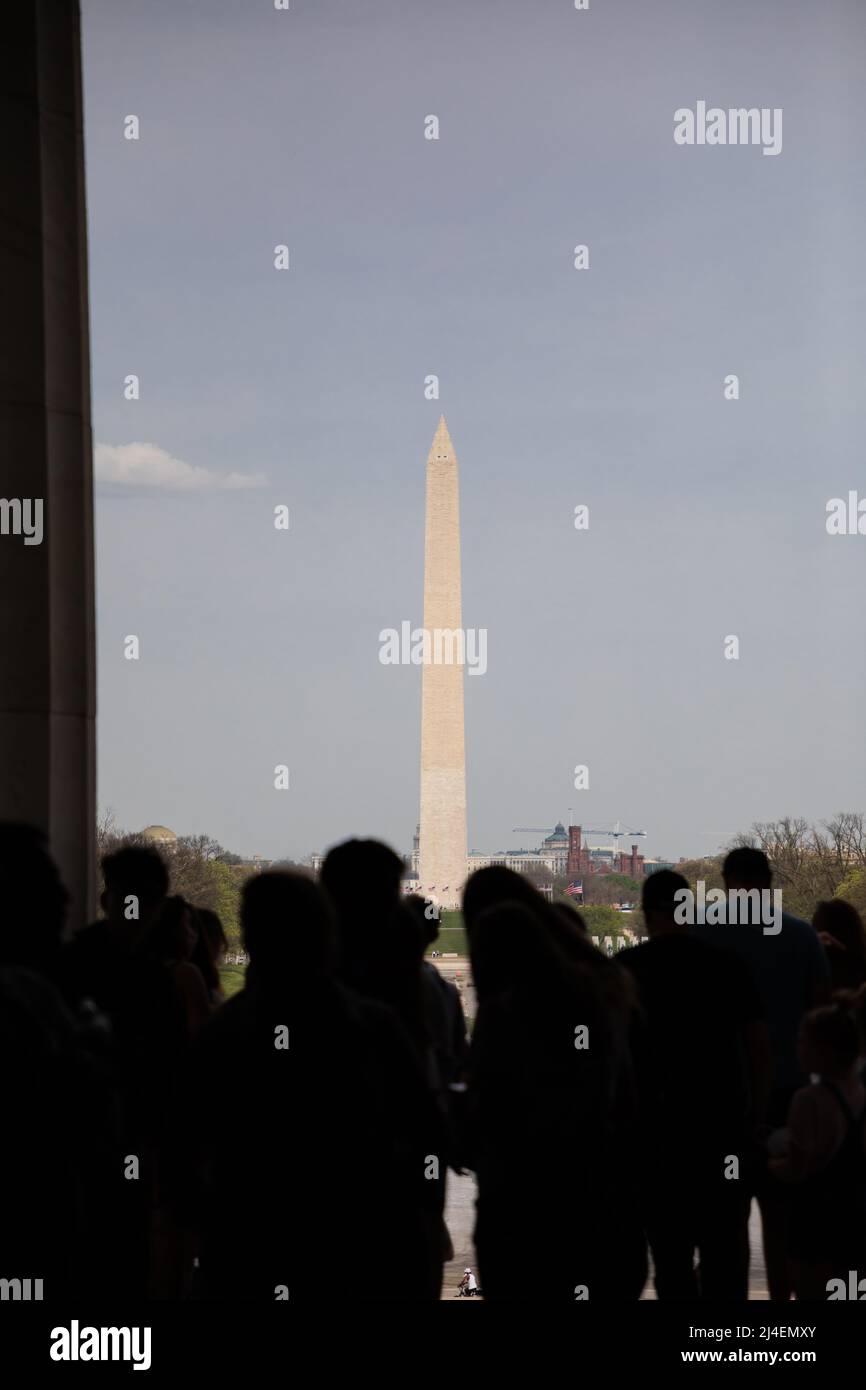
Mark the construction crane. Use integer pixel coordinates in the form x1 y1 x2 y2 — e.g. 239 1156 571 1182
583 821 647 843
512 821 647 841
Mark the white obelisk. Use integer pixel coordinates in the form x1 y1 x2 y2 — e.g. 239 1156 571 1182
419 417 467 910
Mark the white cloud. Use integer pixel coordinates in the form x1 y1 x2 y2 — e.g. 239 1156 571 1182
95 442 267 492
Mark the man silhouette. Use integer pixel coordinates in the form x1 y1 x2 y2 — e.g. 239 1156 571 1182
692 848 830 1301
619 871 768 1299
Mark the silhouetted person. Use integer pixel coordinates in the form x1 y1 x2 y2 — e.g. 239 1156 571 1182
0 828 118 1299
63 845 186 1298
321 839 441 1062
465 875 645 1301
618 871 769 1299
320 838 404 985
463 863 548 929
465 866 605 980
196 906 229 1002
145 895 213 1038
770 1002 866 1299
692 847 830 1300
0 968 94 1298
553 900 589 936
0 823 69 983
176 871 446 1299
64 847 185 1131
813 900 866 993
465 867 637 1093
405 894 469 1091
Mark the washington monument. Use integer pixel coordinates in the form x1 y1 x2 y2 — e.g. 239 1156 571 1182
419 417 467 909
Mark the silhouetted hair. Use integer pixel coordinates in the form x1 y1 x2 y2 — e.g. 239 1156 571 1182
0 824 69 966
802 1002 861 1071
101 845 168 908
813 900 866 961
404 893 440 947
837 985 866 1052
188 909 222 993
462 866 544 932
147 895 192 963
553 902 588 936
197 907 228 961
723 847 772 889
642 869 690 918
320 839 404 919
242 871 336 980
470 901 541 1002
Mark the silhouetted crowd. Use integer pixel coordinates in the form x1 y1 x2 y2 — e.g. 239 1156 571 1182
2 825 866 1301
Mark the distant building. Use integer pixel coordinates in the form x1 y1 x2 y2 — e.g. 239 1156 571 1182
400 819 673 902
237 854 272 872
466 849 557 877
540 822 570 874
643 858 675 876
463 821 568 882
567 826 646 879
141 824 178 851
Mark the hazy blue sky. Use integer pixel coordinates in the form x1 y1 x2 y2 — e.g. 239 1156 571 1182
82 0 866 864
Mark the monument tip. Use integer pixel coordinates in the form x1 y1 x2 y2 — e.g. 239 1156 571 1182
430 414 454 460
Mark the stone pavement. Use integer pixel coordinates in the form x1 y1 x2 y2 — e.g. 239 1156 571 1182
441 1171 769 1299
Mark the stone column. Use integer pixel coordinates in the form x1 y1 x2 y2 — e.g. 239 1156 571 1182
0 0 96 927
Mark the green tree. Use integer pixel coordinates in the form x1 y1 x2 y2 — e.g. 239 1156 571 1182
580 904 628 936
835 866 866 920
674 856 725 896
582 873 641 906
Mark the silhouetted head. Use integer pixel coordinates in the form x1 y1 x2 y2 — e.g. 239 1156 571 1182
470 901 542 1003
642 870 690 936
146 895 196 963
837 985 866 1054
462 866 544 933
813 900 866 960
404 893 440 948
101 845 168 931
0 824 69 971
723 847 772 892
553 901 588 936
197 907 228 965
320 839 404 917
799 1002 861 1079
242 871 335 985
320 839 405 977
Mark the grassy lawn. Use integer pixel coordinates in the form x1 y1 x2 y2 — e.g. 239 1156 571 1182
219 964 247 999
429 925 468 956
426 910 467 957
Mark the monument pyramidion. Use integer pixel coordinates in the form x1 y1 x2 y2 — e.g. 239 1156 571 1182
418 417 467 911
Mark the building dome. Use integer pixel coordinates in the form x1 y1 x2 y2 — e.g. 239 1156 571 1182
141 824 177 844
544 822 568 844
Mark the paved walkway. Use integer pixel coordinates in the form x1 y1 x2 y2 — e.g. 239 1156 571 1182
441 1172 769 1299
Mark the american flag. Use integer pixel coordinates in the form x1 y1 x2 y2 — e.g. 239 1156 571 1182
567 880 584 898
